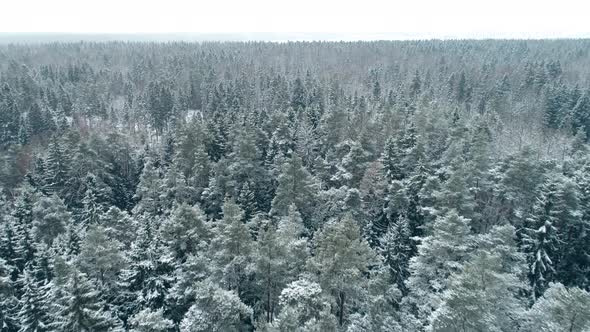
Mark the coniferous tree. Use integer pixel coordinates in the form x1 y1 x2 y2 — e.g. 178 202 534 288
0 83 20 145
405 210 473 322
50 268 123 332
276 205 309 280
379 215 413 293
32 194 69 245
428 225 528 331
428 250 526 331
1 38 590 332
274 278 336 331
524 283 590 332
118 220 173 321
0 257 18 332
43 138 70 195
78 225 124 291
209 198 253 297
270 152 317 226
309 213 376 326
166 252 211 325
17 267 51 332
160 204 210 262
133 158 164 217
128 308 174 332
179 279 252 332
522 173 584 299
252 218 290 324
190 145 211 202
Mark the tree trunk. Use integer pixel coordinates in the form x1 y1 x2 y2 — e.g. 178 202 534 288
338 291 345 326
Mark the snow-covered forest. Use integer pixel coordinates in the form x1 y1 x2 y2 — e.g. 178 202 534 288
0 40 589 331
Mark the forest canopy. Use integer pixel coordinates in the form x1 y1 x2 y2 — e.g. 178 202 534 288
0 39 589 331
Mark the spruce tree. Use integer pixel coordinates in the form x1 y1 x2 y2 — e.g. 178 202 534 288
133 158 164 217
522 174 583 299
43 138 70 195
17 267 51 332
270 152 317 225
160 204 210 262
50 268 122 331
118 220 173 319
379 215 413 293
0 83 20 145
209 198 253 297
0 257 18 332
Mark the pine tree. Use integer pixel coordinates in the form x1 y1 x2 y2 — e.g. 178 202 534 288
359 160 388 247
62 140 113 209
27 102 48 138
78 225 124 290
428 225 528 331
275 278 336 330
253 221 286 323
552 175 588 289
237 182 257 221
331 140 370 188
428 250 526 331
406 210 473 321
309 213 376 326
128 308 174 332
295 117 320 169
499 146 544 227
381 135 405 182
14 191 37 274
524 283 590 332
100 207 136 247
434 164 476 221
32 194 69 245
409 71 422 100
179 279 252 332
291 77 306 111
205 116 228 162
160 166 192 209
276 204 309 280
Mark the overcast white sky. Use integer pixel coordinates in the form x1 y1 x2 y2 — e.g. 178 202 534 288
2 0 590 39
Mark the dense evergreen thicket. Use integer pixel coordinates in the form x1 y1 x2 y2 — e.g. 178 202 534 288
0 39 590 331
